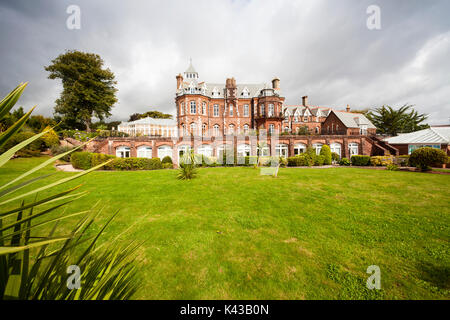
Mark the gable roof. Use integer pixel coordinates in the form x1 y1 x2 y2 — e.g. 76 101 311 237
331 111 376 129
384 126 450 144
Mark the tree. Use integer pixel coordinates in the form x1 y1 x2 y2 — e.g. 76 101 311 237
45 50 117 131
320 145 332 165
366 104 429 136
128 110 173 122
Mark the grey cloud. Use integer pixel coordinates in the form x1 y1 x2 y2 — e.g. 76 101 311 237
0 0 449 124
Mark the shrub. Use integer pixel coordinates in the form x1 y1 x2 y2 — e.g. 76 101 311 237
91 152 115 167
162 163 173 169
339 158 350 166
351 155 371 166
386 163 399 171
104 157 162 171
41 126 60 149
287 157 297 167
409 147 448 171
50 145 73 162
71 151 93 170
331 152 340 163
370 156 394 166
0 131 42 157
161 156 173 164
314 155 325 166
320 145 332 165
178 153 198 180
279 157 288 167
396 155 410 167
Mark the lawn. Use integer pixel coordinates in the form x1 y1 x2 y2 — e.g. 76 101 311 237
1 157 449 299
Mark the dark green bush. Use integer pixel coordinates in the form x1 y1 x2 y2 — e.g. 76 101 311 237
0 131 43 157
386 163 399 171
50 145 73 162
331 152 340 162
104 157 162 171
396 155 410 167
314 155 325 166
161 156 173 164
71 152 93 170
409 147 448 171
320 145 332 165
351 155 371 166
91 152 115 167
339 158 350 166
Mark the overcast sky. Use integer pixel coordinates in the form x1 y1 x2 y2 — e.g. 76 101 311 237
0 0 449 124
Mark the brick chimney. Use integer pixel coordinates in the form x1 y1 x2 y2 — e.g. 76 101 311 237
176 73 183 89
302 96 308 107
346 104 350 112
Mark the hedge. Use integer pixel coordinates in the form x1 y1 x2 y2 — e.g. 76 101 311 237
339 158 350 166
71 151 162 171
351 155 371 166
104 157 162 171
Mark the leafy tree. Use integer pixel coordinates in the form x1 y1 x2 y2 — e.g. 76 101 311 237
45 50 117 131
366 104 429 136
409 147 448 171
128 110 172 122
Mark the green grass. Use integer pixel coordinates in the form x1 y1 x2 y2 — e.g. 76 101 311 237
1 157 449 299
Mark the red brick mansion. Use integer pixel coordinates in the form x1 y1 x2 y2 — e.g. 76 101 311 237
90 61 399 163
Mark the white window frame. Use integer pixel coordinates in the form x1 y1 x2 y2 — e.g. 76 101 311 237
237 144 251 157
348 143 359 156
116 146 130 158
157 145 172 160
294 143 306 155
244 104 249 116
330 143 342 157
190 101 196 114
137 146 152 158
275 144 289 158
213 104 219 117
313 143 323 155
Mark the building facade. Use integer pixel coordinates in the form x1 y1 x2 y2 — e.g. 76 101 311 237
90 61 396 163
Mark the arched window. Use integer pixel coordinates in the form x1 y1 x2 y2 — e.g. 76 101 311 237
137 146 152 158
294 143 306 155
190 101 196 114
315 127 319 134
243 124 249 134
260 104 265 116
313 143 323 155
158 145 172 160
190 123 197 135
229 105 233 116
330 143 342 158
213 124 220 137
237 144 251 157
116 146 130 158
228 124 235 135
284 126 290 133
198 145 213 157
275 144 289 158
348 143 359 156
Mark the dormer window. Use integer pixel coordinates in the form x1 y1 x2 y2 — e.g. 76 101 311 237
242 87 250 98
